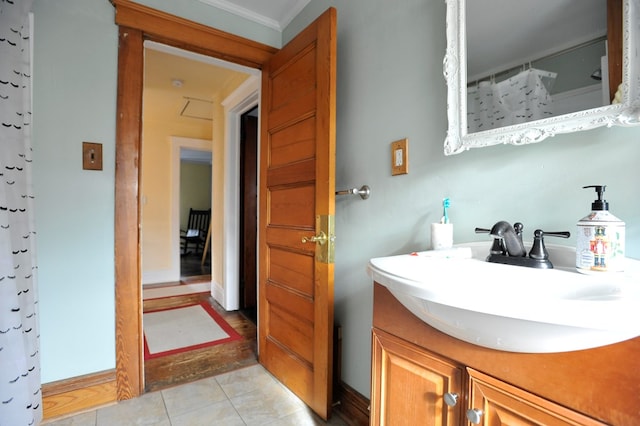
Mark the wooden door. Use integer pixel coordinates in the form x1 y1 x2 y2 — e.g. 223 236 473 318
371 329 463 426
258 7 337 420
240 112 258 312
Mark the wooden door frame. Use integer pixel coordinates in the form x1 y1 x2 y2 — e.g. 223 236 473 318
112 0 276 399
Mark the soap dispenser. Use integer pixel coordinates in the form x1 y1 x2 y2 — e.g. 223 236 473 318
576 185 625 274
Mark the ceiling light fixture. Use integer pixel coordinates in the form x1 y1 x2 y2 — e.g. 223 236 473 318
171 78 184 88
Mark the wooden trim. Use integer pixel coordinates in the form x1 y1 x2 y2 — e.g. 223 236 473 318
112 1 275 401
111 0 277 68
333 381 370 426
607 0 623 102
114 25 145 401
42 370 117 420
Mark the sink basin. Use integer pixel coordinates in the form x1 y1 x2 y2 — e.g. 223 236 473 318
368 242 640 353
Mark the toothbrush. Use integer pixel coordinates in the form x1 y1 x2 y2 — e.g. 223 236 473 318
441 198 450 224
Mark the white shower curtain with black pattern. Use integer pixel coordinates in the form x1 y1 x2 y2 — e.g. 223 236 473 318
467 68 556 133
0 0 42 425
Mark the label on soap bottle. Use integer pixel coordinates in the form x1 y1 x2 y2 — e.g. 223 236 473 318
576 222 625 273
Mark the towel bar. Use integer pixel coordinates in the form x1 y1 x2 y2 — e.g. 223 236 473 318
335 185 370 200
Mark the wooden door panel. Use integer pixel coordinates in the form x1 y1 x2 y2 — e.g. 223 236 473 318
271 49 316 105
269 186 315 226
265 227 315 254
266 160 316 187
269 249 314 296
270 118 316 166
259 7 336 419
265 284 313 322
269 305 314 363
268 102 316 131
263 338 314 399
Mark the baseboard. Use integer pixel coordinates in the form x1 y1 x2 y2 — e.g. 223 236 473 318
333 380 370 426
212 279 225 306
42 369 117 421
142 267 179 285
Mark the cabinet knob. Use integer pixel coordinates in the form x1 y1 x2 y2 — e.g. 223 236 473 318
443 392 459 407
466 408 483 424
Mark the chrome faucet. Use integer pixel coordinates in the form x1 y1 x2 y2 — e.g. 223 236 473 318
476 221 570 269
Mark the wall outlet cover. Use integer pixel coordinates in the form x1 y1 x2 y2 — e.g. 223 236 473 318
391 138 408 175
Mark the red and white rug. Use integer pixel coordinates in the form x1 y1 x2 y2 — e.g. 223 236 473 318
143 302 242 360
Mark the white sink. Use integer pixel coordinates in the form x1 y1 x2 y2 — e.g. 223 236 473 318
368 242 640 353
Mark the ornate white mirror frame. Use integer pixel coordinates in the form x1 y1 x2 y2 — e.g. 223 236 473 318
443 0 640 156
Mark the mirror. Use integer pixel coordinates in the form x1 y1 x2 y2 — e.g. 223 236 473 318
443 0 640 155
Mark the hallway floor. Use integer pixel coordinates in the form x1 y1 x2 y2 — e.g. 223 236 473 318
44 364 347 425
181 252 211 278
143 292 257 393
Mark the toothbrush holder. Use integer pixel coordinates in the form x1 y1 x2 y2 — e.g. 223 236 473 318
431 223 453 250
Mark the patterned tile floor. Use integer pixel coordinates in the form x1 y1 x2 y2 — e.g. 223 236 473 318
44 364 347 426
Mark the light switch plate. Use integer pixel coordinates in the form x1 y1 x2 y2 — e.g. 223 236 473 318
391 138 408 175
83 142 103 171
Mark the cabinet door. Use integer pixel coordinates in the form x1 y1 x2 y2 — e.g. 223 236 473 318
371 329 463 426
467 368 606 426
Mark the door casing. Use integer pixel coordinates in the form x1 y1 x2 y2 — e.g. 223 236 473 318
112 0 276 399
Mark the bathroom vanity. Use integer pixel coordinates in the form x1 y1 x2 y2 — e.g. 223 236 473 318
371 283 640 425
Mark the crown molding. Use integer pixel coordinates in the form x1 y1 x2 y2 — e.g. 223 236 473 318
198 0 310 32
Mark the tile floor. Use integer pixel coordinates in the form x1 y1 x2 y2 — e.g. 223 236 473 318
44 364 347 426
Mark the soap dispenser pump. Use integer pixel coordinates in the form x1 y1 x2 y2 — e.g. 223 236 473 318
576 185 625 274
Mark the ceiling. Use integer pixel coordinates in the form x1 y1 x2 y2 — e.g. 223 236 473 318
467 0 607 80
143 43 255 163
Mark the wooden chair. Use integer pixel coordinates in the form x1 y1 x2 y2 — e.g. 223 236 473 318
180 208 211 256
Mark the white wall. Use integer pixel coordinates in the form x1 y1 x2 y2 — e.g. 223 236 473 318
32 0 640 401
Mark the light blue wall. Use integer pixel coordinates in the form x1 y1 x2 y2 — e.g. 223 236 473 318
131 0 281 47
32 0 640 402
30 0 277 384
286 0 640 397
32 0 118 383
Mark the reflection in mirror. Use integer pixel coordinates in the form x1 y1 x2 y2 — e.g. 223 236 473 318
467 0 607 132
443 0 640 155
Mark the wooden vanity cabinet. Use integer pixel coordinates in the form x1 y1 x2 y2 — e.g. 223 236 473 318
371 329 463 425
466 368 604 425
371 283 640 425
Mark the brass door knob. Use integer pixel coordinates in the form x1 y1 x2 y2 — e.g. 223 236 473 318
302 231 327 244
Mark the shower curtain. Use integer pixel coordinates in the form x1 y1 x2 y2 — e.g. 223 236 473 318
467 68 555 133
1 1 42 425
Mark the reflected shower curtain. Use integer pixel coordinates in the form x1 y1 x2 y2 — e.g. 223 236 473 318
467 68 555 132
0 1 42 425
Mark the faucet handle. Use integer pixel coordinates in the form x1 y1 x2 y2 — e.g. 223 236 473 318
513 222 524 236
529 229 571 260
